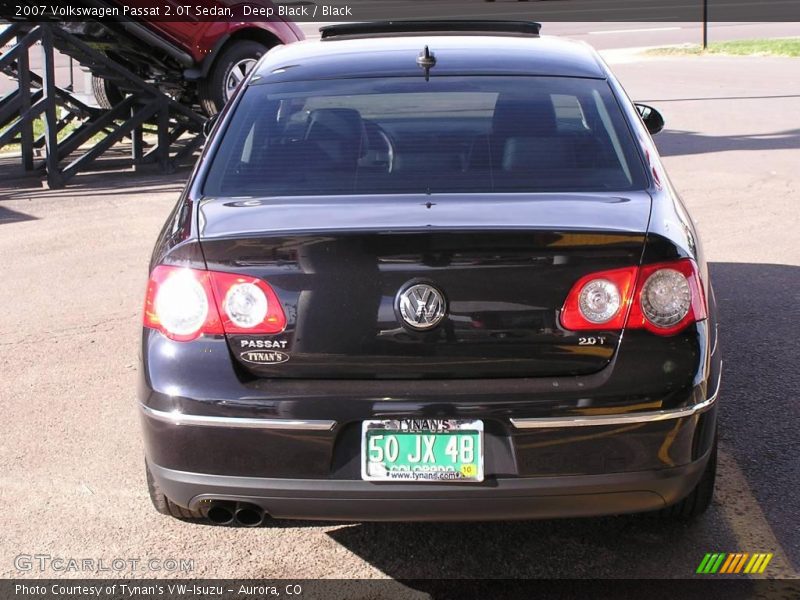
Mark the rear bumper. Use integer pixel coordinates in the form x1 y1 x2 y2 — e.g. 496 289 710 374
147 449 711 521
139 322 721 520
141 374 720 520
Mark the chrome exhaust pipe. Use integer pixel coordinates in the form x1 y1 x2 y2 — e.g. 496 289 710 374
206 501 235 525
234 503 265 527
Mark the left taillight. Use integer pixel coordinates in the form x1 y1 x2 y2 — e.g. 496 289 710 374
560 266 638 331
143 265 286 342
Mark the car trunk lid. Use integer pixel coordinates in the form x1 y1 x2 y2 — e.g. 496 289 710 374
199 193 651 379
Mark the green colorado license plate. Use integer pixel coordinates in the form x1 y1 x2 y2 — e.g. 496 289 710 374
361 419 484 482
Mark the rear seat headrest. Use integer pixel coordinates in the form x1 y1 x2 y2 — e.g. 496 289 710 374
492 93 558 138
305 108 363 141
305 108 365 163
502 137 571 172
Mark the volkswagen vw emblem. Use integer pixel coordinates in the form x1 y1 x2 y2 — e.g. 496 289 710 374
396 282 447 330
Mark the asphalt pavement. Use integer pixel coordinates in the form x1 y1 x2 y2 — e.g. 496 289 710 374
0 49 798 583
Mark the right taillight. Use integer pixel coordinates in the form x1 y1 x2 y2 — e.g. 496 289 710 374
627 259 707 336
143 265 286 341
560 259 706 336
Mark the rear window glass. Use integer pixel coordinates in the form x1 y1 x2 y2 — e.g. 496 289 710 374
203 76 647 197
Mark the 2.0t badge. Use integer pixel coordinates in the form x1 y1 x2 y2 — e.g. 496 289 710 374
396 282 447 330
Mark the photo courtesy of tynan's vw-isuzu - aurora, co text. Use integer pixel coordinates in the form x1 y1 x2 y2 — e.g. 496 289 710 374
139 21 721 527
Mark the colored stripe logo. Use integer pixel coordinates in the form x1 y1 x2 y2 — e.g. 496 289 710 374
696 552 773 574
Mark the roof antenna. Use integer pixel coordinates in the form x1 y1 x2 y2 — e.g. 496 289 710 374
416 46 436 81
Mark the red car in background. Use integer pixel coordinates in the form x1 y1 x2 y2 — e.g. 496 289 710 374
81 0 303 115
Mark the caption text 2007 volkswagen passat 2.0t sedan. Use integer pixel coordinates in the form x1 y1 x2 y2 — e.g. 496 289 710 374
139 21 721 527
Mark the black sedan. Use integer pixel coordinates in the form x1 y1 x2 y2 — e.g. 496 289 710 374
139 21 721 526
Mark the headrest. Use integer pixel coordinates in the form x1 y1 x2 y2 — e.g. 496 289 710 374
502 137 570 171
305 108 364 142
304 108 364 164
492 93 557 138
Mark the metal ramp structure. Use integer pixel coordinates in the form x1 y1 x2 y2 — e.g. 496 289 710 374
0 22 206 188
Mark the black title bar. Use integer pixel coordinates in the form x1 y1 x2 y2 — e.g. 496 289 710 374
4 579 800 600
1 0 800 23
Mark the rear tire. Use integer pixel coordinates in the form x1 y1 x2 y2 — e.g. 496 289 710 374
198 41 269 116
659 436 717 520
145 461 202 519
91 75 125 109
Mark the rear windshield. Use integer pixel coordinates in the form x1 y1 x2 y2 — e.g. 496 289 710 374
203 76 648 197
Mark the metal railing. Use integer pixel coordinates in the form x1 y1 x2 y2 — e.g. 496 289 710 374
0 22 205 188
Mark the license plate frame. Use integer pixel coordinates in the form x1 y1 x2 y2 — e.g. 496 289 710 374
361 419 484 482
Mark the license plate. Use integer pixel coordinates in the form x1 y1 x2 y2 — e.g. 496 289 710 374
361 419 484 482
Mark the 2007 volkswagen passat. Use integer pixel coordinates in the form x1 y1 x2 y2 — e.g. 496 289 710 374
139 21 721 526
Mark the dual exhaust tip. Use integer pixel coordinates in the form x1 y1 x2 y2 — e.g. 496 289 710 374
205 501 266 527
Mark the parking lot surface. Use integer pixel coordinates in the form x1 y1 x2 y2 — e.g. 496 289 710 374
1 53 798 581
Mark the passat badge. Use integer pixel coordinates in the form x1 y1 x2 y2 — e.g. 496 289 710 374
239 350 290 365
396 282 447 330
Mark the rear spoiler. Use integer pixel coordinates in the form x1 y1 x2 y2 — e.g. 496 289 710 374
320 20 542 40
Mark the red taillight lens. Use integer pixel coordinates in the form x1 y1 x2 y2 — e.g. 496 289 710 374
560 259 706 336
207 271 287 335
560 266 638 331
143 266 286 341
627 259 707 336
143 266 223 342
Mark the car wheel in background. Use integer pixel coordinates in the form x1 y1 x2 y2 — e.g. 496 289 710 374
91 75 125 109
199 41 268 116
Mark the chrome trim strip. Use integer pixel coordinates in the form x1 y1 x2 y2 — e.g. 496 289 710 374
510 368 722 429
140 405 336 431
711 323 719 357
